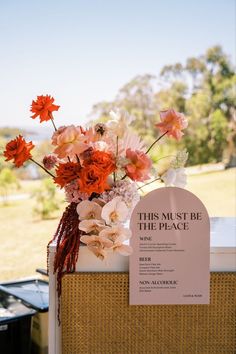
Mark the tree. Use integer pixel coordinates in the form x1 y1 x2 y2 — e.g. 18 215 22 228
0 168 19 204
91 74 159 148
33 178 59 219
91 46 236 166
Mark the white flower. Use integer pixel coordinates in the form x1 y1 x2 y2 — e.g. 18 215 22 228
99 224 132 242
107 109 133 138
80 235 113 248
76 200 102 220
80 235 113 261
79 220 106 234
162 168 187 188
113 243 133 256
93 141 109 151
121 130 146 153
101 197 129 225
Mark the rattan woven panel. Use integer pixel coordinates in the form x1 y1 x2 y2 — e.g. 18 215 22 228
61 272 236 354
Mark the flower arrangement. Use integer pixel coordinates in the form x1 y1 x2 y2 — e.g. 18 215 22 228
3 95 188 299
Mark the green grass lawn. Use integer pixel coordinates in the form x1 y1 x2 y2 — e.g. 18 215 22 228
186 168 235 217
140 167 236 217
0 191 67 281
0 168 235 281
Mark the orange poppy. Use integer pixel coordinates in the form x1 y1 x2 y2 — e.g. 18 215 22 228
54 162 81 188
4 135 34 167
30 95 60 123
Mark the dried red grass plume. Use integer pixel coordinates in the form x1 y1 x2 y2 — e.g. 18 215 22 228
47 202 82 324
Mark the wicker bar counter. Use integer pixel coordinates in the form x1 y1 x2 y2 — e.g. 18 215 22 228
49 218 236 354
61 272 236 354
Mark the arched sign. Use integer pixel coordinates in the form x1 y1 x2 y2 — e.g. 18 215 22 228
129 187 210 305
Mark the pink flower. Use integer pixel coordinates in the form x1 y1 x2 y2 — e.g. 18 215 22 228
112 243 133 256
155 109 188 140
52 126 67 145
64 181 88 203
101 197 129 225
80 235 113 260
77 200 102 220
42 154 57 170
79 219 106 234
52 125 88 159
125 149 152 182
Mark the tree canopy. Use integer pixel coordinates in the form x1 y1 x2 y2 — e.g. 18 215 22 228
91 46 236 166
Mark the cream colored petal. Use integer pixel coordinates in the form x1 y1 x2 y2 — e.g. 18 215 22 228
80 235 96 245
101 198 116 224
101 197 128 224
87 245 107 260
79 219 105 233
115 201 129 222
113 244 133 256
98 236 114 248
162 168 176 187
77 200 102 220
174 168 187 188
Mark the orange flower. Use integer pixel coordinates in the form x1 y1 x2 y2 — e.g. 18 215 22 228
30 95 60 123
54 162 81 188
155 109 188 140
78 165 110 196
83 150 116 175
4 135 34 167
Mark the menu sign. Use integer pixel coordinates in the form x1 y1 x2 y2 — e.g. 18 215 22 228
129 187 210 305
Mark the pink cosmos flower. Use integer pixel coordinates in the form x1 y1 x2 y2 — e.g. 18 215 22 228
42 154 57 170
155 109 188 140
125 148 152 182
52 125 88 159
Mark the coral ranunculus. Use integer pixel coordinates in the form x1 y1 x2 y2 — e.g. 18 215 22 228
54 162 81 188
125 148 152 182
31 95 60 123
4 135 34 167
78 165 110 196
155 109 188 140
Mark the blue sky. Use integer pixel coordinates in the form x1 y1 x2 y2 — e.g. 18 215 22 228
0 0 235 129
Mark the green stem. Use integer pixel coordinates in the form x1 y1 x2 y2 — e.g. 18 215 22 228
116 136 119 156
51 118 57 131
137 177 161 190
50 113 57 131
30 158 55 178
145 131 168 154
114 136 119 183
